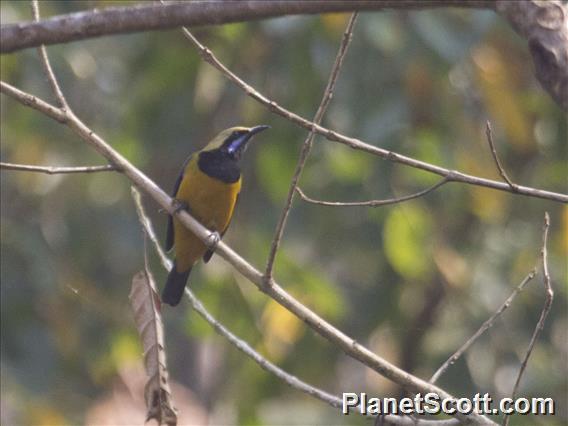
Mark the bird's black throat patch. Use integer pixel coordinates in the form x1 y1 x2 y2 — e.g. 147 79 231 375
198 150 241 183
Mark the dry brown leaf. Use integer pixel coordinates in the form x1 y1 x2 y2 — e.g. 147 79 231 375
130 269 177 426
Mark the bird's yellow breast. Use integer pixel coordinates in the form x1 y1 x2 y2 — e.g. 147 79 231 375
173 155 241 271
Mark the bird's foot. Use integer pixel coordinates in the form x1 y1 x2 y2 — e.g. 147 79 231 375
171 198 189 215
206 231 221 250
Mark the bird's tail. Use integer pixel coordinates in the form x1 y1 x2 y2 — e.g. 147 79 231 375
162 261 192 307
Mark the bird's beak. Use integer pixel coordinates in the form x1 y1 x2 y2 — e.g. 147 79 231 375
248 125 270 137
226 125 270 158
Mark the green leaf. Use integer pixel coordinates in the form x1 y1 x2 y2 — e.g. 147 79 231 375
383 203 433 281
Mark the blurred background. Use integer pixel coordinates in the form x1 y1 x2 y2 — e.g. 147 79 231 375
1 1 566 425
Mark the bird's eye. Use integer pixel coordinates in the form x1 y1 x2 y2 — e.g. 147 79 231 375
230 131 246 142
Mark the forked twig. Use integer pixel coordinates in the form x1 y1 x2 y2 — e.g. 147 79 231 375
1 81 67 122
264 13 358 283
296 176 450 208
485 121 517 191
503 213 554 426
31 0 69 110
430 268 537 384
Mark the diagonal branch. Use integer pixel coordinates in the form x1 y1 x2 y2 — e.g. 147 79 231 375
296 176 450 208
1 80 67 122
179 31 568 204
184 288 344 412
132 186 461 426
430 268 537 384
264 12 358 283
1 81 494 425
0 161 117 174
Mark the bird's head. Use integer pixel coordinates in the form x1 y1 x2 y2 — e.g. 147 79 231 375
203 125 270 161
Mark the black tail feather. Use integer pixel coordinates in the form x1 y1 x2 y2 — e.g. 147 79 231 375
162 262 191 307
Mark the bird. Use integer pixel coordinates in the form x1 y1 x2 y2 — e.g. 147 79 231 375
162 125 270 306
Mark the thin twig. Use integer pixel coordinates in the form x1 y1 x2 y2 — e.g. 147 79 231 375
296 176 450 208
503 212 554 426
485 121 517 191
179 29 567 204
30 0 69 110
264 13 358 284
430 268 537 384
1 82 494 425
0 161 117 175
131 186 172 272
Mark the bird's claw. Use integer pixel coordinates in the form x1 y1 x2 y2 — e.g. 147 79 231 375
171 198 189 215
207 231 221 250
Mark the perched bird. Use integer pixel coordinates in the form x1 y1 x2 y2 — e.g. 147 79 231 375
162 125 269 306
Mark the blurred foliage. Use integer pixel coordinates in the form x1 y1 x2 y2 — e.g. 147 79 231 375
1 2 567 425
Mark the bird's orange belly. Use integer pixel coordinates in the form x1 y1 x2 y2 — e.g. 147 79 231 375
173 166 241 271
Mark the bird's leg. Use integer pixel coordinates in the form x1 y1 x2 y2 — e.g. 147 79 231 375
171 198 190 215
206 231 221 250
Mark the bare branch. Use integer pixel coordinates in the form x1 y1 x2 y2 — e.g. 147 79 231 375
430 268 537 384
296 177 450 208
30 0 69 110
485 121 517 191
0 161 117 175
1 82 494 425
503 212 554 426
0 1 496 54
0 80 67 123
179 31 568 204
264 12 358 283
